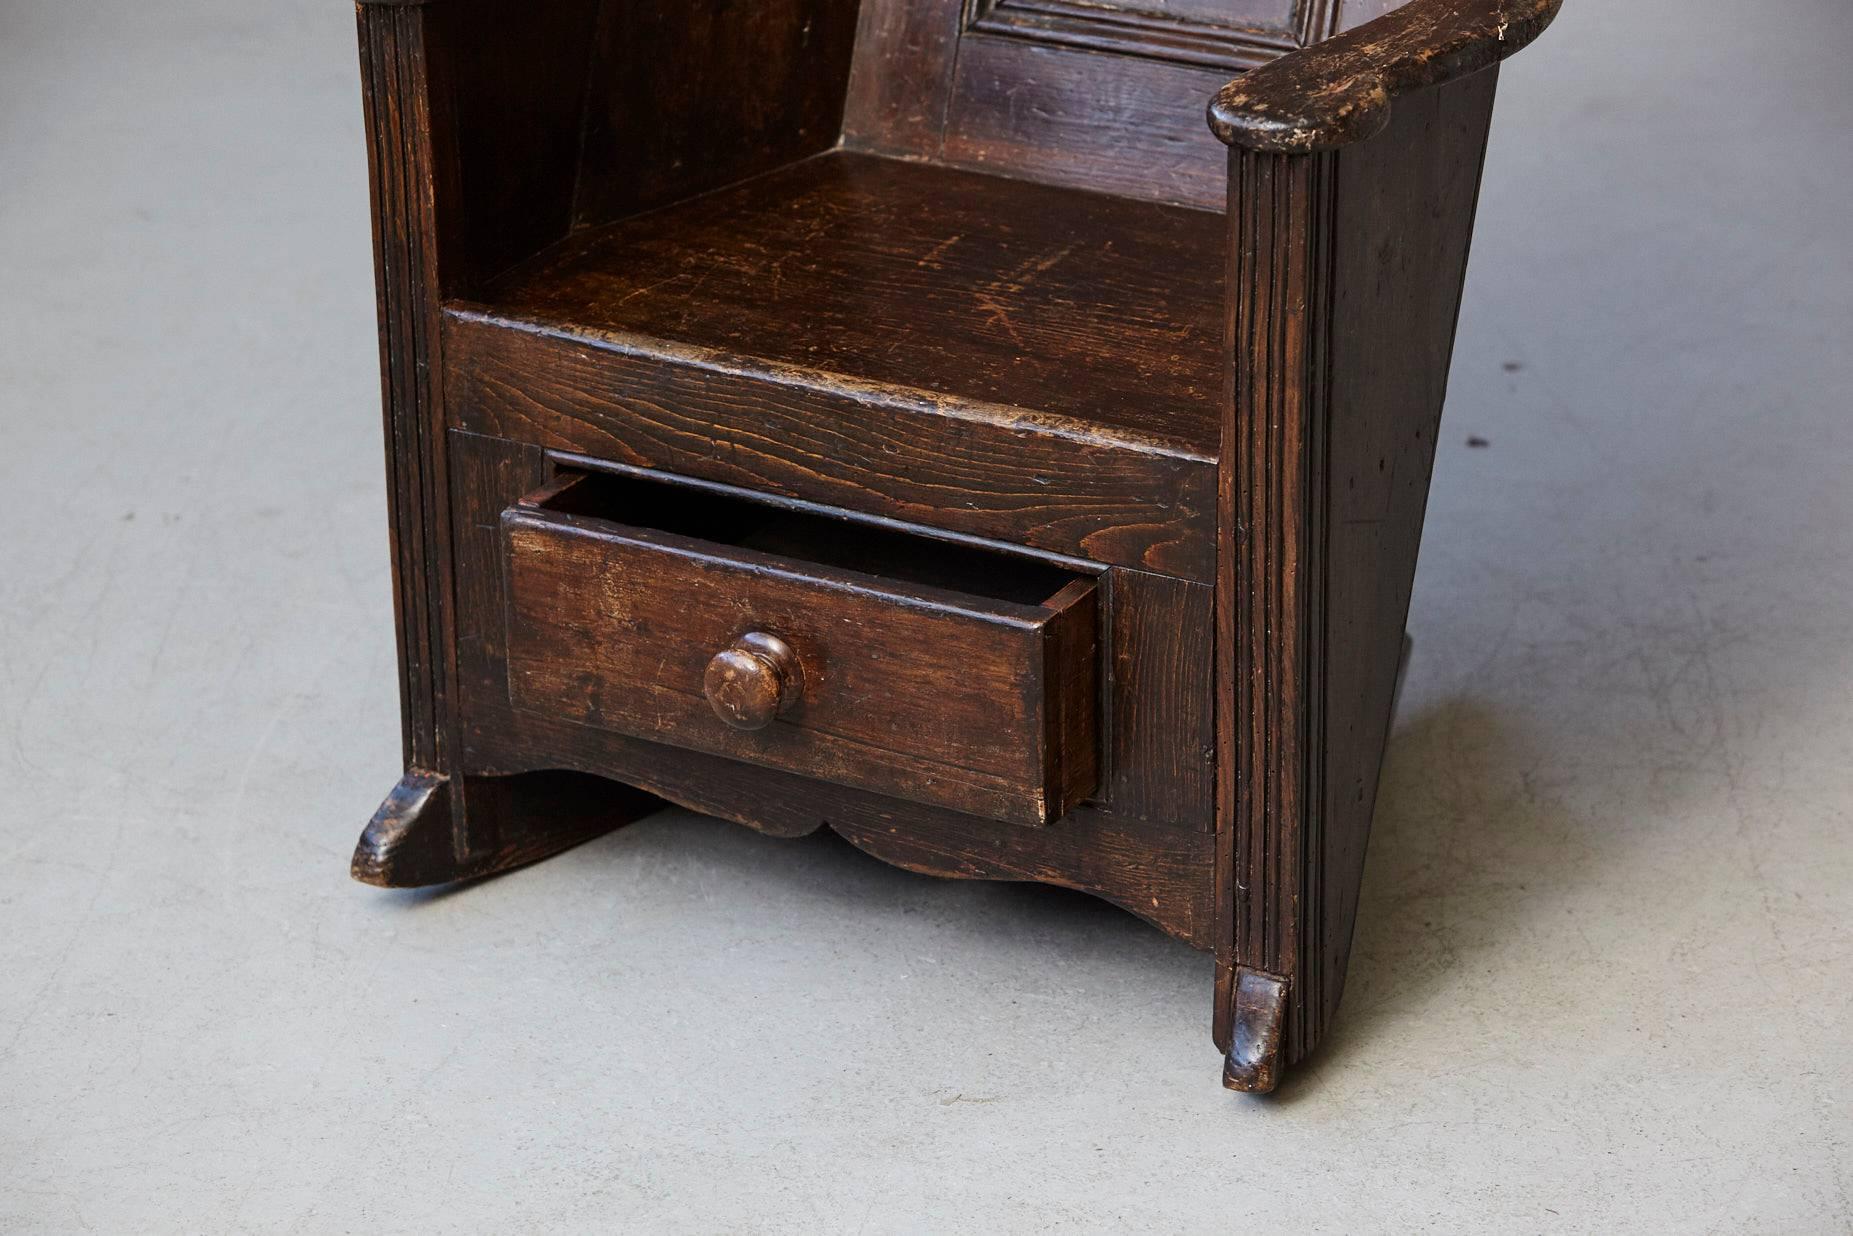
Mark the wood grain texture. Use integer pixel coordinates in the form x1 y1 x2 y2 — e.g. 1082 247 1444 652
441 309 1218 582
840 0 965 156
419 0 602 293
1210 0 1559 151
357 2 454 774
441 431 1217 938
1212 69 1501 1068
842 0 1345 208
358 12 660 878
349 0 1563 1091
447 432 547 829
483 153 1228 458
1109 571 1214 827
571 0 861 226
938 39 1235 209
1302 70 1497 1050
501 476 1101 826
1216 147 1331 1055
448 433 1212 830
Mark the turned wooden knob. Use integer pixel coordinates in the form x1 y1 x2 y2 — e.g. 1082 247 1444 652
703 632 802 731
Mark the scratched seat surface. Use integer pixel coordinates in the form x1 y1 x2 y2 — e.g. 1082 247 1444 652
467 150 1226 458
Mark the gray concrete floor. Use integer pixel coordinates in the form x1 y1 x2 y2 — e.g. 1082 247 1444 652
2 0 1849 1230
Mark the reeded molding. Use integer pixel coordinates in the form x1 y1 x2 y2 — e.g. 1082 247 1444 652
1213 147 1338 1074
357 3 453 770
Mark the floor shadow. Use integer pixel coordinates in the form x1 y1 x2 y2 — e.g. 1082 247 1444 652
364 688 1644 1097
1271 692 1632 1099
618 811 1200 954
531 799 1217 1018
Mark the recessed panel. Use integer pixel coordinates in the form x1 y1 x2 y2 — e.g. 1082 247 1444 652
967 0 1332 69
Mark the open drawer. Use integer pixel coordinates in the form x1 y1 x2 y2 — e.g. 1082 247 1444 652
501 468 1101 826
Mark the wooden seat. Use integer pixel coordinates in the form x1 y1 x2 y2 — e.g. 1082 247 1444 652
469 152 1226 456
347 0 1564 1095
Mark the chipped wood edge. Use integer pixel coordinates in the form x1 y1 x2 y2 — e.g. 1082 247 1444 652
351 771 455 886
1209 0 1560 151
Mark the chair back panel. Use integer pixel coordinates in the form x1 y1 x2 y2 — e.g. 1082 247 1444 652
843 0 1374 208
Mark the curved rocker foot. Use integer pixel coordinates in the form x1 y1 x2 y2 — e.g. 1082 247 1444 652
352 770 456 886
1222 968 1289 1093
352 769 661 888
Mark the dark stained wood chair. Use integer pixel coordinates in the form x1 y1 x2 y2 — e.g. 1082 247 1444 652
347 0 1560 1092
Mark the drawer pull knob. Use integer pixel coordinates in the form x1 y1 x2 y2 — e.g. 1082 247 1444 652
703 632 803 731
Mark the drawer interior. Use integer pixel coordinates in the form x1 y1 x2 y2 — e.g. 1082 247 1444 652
532 466 1088 609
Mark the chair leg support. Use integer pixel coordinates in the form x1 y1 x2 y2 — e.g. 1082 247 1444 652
352 769 660 888
352 771 455 887
1222 968 1289 1093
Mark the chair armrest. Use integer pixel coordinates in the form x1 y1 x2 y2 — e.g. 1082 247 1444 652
1209 0 1560 152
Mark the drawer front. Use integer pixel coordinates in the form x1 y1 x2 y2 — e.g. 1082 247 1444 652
501 472 1100 826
